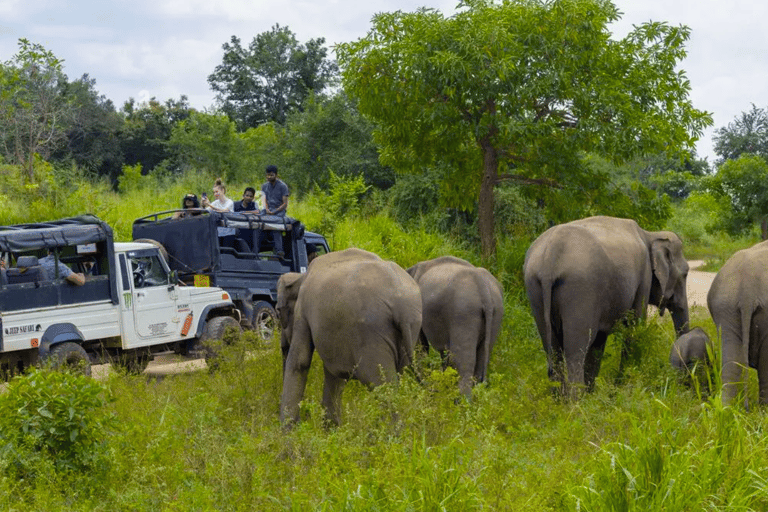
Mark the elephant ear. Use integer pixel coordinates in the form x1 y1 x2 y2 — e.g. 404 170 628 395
276 272 305 328
651 238 673 312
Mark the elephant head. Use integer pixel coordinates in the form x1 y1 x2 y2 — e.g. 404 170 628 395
276 272 306 367
648 232 690 335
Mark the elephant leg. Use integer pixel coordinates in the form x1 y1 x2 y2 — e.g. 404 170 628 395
452 346 477 400
584 331 608 392
562 314 596 395
720 322 749 407
279 318 314 425
322 366 347 427
755 312 768 405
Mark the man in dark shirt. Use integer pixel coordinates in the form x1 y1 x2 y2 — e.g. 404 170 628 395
262 165 289 216
234 187 260 250
261 165 290 257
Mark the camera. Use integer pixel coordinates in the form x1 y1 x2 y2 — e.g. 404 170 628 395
201 192 207 200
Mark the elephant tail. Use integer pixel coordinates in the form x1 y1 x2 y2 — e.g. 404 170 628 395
540 275 555 359
476 278 501 384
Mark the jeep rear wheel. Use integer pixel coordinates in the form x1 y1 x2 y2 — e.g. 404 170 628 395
251 301 278 341
49 342 92 376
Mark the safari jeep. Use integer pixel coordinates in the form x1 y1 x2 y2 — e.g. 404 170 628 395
132 209 330 338
0 215 240 376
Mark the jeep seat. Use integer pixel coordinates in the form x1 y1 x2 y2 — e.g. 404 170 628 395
7 255 48 285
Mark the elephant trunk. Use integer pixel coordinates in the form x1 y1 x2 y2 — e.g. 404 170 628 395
669 302 690 336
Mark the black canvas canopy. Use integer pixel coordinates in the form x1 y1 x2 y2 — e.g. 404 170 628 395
0 214 112 253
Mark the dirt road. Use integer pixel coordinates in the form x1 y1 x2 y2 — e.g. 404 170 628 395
686 260 716 312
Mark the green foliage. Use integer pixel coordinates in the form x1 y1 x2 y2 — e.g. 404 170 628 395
120 96 193 175
567 400 768 511
664 191 757 266
0 39 71 181
56 73 125 182
388 171 441 225
207 25 338 129
306 171 370 237
117 163 144 193
282 93 394 194
713 103 768 166
704 154 768 238
0 368 115 475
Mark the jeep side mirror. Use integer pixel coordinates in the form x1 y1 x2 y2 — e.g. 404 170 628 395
168 270 178 288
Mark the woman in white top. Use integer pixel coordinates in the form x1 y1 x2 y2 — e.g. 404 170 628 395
202 177 236 247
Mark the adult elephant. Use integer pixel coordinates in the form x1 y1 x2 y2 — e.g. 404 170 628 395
277 248 422 426
406 256 504 398
708 240 768 406
523 216 690 394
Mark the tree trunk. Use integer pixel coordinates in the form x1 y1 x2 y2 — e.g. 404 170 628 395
478 141 498 258
762 217 768 241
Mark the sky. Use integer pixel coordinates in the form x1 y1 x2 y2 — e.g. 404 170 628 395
0 0 765 166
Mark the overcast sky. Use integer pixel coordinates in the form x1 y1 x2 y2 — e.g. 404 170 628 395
0 0 765 165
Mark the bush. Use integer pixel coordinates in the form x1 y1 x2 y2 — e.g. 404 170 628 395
0 368 116 475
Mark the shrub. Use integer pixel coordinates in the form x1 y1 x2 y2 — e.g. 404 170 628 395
0 368 116 475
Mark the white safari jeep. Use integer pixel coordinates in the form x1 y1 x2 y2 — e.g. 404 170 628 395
0 215 240 376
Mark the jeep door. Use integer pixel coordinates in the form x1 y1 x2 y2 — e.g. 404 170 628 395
127 249 179 341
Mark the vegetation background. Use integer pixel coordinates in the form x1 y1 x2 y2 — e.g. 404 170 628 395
3 0 768 509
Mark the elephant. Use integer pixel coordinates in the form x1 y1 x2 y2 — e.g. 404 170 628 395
707 240 768 406
277 248 422 426
406 256 504 398
523 216 690 394
670 326 711 372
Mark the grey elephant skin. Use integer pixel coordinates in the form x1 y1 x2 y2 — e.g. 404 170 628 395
406 256 504 398
708 240 768 406
670 326 711 371
523 216 690 393
277 248 422 426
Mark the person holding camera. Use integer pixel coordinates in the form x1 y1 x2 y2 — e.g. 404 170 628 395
202 178 236 248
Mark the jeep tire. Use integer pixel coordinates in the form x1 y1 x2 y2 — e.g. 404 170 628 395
49 342 92 376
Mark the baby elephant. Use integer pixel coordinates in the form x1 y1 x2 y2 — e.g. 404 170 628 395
670 327 711 372
407 256 504 398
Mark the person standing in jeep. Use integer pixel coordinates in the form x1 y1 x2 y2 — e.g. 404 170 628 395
261 165 290 257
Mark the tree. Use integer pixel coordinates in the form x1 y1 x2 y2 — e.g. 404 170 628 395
55 74 125 182
282 93 394 194
705 154 768 239
336 0 712 256
0 39 72 181
713 104 768 165
120 96 193 175
207 25 338 130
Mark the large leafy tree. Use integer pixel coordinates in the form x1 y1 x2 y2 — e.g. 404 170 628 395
705 154 768 239
337 0 712 256
55 74 125 182
120 96 193 174
283 93 394 194
713 104 768 165
208 25 338 130
0 39 72 181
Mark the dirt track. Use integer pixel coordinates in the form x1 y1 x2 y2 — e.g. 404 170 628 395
686 260 716 312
